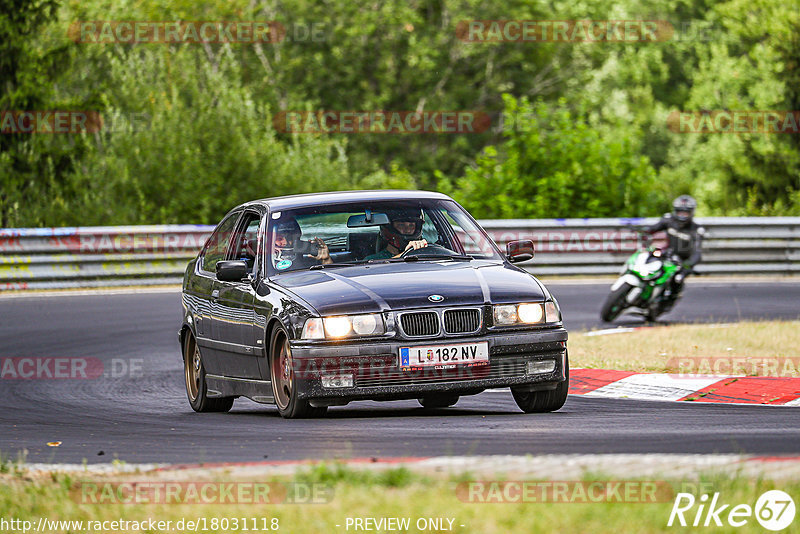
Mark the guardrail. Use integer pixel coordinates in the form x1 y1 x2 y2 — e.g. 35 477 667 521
482 217 800 276
1 217 797 290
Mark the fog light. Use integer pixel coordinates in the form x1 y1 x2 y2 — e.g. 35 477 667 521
526 360 555 374
321 374 354 388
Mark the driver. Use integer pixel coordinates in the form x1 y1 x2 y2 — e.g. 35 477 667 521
272 217 332 270
365 207 429 260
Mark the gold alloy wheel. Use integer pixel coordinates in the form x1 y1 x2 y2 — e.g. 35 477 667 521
272 331 293 410
184 335 201 402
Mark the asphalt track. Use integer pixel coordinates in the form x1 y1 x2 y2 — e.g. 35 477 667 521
1 281 798 464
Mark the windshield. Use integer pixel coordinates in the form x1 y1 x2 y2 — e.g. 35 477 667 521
267 199 502 273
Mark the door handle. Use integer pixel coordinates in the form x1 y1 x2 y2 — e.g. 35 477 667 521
211 290 220 300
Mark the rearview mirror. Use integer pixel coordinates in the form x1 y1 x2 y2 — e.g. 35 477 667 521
506 240 534 263
347 212 390 228
216 260 248 282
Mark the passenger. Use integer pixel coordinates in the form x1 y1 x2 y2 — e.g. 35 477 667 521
272 217 332 270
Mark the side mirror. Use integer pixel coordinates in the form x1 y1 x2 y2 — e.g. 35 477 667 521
216 260 249 282
506 240 534 263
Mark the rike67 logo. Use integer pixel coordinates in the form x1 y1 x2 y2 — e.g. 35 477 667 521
668 490 795 531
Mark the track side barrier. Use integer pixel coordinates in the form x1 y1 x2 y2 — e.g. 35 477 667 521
0 218 797 290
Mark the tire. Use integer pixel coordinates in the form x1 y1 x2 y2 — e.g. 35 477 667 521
269 324 327 419
184 332 234 413
418 394 459 408
600 282 634 322
511 353 569 413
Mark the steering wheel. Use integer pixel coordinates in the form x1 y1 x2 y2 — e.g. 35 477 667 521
400 244 456 257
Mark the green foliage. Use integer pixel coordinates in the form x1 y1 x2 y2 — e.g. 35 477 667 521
0 0 87 227
453 95 661 218
658 0 800 215
1 0 799 226
67 47 353 224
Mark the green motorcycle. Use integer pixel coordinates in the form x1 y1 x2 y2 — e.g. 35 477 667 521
600 230 681 323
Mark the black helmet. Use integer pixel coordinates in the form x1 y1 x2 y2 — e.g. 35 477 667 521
273 217 301 251
380 207 424 251
672 195 697 225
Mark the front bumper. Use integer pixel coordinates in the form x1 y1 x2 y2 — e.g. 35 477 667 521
289 327 568 403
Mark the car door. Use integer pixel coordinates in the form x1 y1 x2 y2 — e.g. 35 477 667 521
211 210 263 379
194 210 241 375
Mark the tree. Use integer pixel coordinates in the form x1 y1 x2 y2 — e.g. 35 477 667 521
450 95 661 218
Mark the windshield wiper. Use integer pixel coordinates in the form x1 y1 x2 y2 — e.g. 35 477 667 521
385 254 473 263
309 261 369 270
414 254 473 261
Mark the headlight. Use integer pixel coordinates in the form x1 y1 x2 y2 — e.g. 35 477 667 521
351 314 378 335
518 303 543 323
324 316 352 338
493 302 560 326
301 314 385 340
493 305 518 325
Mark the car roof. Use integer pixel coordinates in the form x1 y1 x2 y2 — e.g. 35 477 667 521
242 190 454 211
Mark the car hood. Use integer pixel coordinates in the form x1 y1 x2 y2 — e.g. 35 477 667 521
271 260 548 315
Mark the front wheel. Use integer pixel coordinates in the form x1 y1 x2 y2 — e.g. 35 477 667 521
600 281 634 322
270 325 327 419
511 353 569 413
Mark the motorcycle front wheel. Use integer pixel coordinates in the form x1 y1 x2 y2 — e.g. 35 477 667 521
600 282 634 322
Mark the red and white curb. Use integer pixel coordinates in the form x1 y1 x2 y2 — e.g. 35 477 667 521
570 369 800 405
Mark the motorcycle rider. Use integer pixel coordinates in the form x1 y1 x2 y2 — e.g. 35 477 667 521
641 195 704 311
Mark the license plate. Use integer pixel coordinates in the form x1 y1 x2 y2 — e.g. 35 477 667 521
399 342 489 370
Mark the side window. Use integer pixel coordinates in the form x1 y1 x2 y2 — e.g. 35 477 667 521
201 212 240 273
230 212 262 272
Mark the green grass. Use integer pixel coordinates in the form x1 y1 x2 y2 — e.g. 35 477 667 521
1 462 798 533
571 320 800 373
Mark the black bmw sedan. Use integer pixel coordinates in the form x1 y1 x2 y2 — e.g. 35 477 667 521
180 190 568 418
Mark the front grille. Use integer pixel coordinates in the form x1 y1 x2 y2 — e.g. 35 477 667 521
443 309 480 334
400 312 439 337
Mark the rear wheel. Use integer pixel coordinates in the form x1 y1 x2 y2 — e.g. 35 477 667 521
600 282 634 322
418 394 459 408
184 332 234 413
511 353 569 413
270 325 327 419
